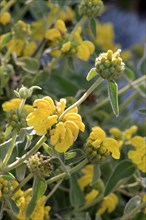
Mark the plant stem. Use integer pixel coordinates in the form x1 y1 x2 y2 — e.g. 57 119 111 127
59 77 103 120
47 158 88 184
18 99 26 115
87 75 146 114
43 179 63 205
3 135 46 172
2 130 17 166
69 15 87 41
10 173 33 197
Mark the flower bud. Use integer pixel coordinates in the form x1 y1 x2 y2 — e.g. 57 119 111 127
78 0 104 17
95 49 125 81
0 177 12 199
14 86 41 99
27 152 53 177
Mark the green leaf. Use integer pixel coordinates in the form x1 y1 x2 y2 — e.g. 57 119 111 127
86 68 98 81
139 109 146 114
124 67 135 80
16 57 40 74
7 199 19 215
0 33 13 48
107 80 119 116
91 164 101 186
70 174 84 207
65 151 77 160
1 173 15 181
90 18 97 38
26 176 47 218
16 164 27 182
124 196 141 214
104 160 136 196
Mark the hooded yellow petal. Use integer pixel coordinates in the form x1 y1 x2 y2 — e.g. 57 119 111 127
45 28 61 40
131 136 145 149
103 138 120 159
54 128 74 152
76 44 90 61
65 121 79 141
55 19 67 34
51 122 66 145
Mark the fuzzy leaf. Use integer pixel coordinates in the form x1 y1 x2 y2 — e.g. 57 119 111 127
124 196 141 214
26 176 47 218
16 57 40 74
8 199 19 215
107 80 119 116
91 164 101 186
86 68 98 81
105 160 136 196
70 174 84 207
0 33 13 48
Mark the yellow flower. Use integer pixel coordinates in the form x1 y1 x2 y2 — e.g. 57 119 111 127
26 97 57 135
50 109 85 152
26 97 84 152
45 28 61 41
23 41 37 56
2 98 33 113
77 43 90 61
124 125 138 140
14 187 51 220
85 189 99 205
0 12 11 25
61 41 71 53
55 19 67 34
76 40 95 61
96 193 118 216
128 136 146 172
87 126 120 159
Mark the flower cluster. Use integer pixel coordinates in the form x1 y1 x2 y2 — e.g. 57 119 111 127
96 193 119 216
95 49 125 80
78 0 104 17
45 19 95 61
128 136 146 172
11 181 51 220
2 98 33 130
85 126 120 163
3 20 37 57
27 152 53 177
26 97 85 152
0 177 11 199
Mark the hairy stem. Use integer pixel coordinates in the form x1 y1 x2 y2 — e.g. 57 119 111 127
47 158 88 184
59 77 103 120
2 130 17 166
3 135 46 172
